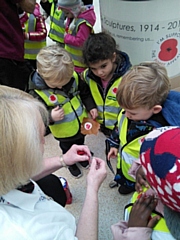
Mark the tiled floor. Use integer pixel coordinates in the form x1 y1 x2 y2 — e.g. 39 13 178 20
42 1 133 239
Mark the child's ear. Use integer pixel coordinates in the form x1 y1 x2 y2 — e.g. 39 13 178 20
112 52 116 62
152 105 162 114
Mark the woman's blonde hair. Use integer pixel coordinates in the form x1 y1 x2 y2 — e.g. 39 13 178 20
116 62 171 109
0 86 48 195
37 45 74 86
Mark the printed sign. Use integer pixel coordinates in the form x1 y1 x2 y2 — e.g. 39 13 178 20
99 0 180 78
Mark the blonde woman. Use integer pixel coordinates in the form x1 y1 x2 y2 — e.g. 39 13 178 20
0 85 106 240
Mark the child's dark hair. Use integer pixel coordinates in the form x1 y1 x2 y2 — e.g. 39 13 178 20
83 32 118 65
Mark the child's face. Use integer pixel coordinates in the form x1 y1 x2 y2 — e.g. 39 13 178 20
62 9 74 18
89 56 116 81
123 107 158 121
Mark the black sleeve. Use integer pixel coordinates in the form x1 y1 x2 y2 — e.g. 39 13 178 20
78 74 97 112
107 124 120 148
82 0 93 4
40 1 52 15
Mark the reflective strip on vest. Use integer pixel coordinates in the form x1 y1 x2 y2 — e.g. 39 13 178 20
24 14 46 60
48 8 65 43
34 73 88 138
124 189 174 240
65 19 93 68
83 69 121 130
116 111 146 182
49 1 55 21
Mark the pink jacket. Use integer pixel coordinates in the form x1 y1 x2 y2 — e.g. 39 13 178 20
19 3 47 42
111 221 152 240
64 5 96 73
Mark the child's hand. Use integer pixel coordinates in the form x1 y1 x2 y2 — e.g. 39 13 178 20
128 194 160 228
51 106 64 122
107 147 118 160
135 166 149 193
24 32 29 40
89 108 98 120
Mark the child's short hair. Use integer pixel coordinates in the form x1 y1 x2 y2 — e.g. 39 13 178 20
37 45 74 85
116 62 170 109
83 32 117 65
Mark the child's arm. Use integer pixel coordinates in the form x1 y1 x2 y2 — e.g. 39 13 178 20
107 125 120 148
129 159 148 192
25 4 47 41
106 125 120 159
111 195 159 240
78 76 97 112
107 147 118 160
135 166 149 193
64 23 92 47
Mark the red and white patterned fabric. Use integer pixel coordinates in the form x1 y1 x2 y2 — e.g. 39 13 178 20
140 126 180 212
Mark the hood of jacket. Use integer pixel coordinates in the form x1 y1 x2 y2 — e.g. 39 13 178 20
29 70 76 93
115 51 132 77
147 90 180 127
30 71 48 90
78 5 96 27
162 90 180 126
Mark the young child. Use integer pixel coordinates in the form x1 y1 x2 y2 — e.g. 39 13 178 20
57 0 96 73
107 62 180 194
111 126 180 240
19 3 47 70
40 0 93 47
82 32 132 136
28 45 98 178
40 0 66 47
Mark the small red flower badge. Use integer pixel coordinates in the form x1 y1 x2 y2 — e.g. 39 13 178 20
84 122 92 130
49 94 58 103
112 87 118 94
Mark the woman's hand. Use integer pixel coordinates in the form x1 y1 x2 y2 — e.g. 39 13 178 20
87 157 107 192
63 144 91 166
